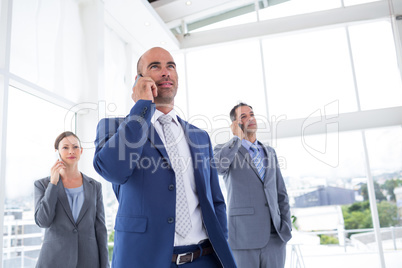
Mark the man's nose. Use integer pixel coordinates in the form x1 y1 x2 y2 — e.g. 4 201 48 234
161 67 170 77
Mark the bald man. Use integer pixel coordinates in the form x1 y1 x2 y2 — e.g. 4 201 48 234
94 47 236 267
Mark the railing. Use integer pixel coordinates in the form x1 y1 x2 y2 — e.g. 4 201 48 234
297 226 402 252
286 226 402 268
289 243 305 268
106 227 402 268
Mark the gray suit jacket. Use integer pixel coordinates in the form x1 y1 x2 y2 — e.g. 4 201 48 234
34 173 109 268
214 137 292 250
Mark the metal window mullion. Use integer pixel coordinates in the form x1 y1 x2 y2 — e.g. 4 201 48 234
345 25 386 268
184 51 190 119
259 39 270 133
0 0 13 265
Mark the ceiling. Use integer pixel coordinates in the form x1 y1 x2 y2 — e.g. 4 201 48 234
105 0 402 53
149 0 292 34
104 0 287 52
150 0 256 30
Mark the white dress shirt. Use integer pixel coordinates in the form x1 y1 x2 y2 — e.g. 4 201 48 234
152 109 208 246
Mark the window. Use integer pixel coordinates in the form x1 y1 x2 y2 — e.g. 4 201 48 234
185 39 266 140
349 21 402 110
3 87 72 266
10 0 86 103
262 27 358 120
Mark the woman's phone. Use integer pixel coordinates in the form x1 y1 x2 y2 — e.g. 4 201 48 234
54 151 62 161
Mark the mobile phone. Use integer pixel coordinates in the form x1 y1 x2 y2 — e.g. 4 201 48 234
238 123 245 132
55 151 62 161
133 74 143 87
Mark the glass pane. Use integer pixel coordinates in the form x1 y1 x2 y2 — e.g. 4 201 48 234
185 40 267 143
3 87 72 267
104 27 133 118
171 52 188 119
277 132 366 266
365 126 402 230
277 132 366 196
343 0 380 6
348 20 402 110
10 0 85 102
259 0 341 20
365 126 402 176
262 27 358 119
193 12 257 33
277 130 402 267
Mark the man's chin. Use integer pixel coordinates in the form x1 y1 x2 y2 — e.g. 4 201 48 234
154 96 175 106
245 128 258 134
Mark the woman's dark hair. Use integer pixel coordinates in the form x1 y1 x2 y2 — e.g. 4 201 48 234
229 103 253 122
54 131 81 150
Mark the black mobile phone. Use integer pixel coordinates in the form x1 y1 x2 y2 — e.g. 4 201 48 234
238 123 245 132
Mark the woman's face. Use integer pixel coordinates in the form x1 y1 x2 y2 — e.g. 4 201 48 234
57 136 82 163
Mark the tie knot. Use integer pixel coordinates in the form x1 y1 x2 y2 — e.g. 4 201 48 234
250 144 258 152
158 114 173 125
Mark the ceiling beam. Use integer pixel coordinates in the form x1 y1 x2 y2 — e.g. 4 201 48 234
179 1 402 49
105 0 179 52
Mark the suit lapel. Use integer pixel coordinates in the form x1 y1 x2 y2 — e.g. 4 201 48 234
238 145 261 181
260 143 274 185
177 117 204 187
148 123 172 167
57 178 76 225
75 174 91 225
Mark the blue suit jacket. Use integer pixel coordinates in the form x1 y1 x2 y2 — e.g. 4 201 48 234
93 100 236 268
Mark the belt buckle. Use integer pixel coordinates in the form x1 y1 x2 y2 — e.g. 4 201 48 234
176 252 194 265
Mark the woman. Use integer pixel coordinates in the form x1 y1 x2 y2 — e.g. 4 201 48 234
34 131 109 268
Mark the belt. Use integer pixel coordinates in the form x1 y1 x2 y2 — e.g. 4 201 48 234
172 246 213 265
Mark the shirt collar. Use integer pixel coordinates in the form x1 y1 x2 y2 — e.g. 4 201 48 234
242 139 259 151
152 109 179 126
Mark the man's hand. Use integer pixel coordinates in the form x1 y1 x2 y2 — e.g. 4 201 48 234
231 120 245 140
131 75 158 102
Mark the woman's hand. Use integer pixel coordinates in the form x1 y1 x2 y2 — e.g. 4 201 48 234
50 160 65 185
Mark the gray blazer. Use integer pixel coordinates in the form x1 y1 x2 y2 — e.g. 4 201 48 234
34 173 109 268
214 137 292 250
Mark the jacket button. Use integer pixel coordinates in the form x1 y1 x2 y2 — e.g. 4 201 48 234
167 217 174 224
73 228 78 233
168 184 174 191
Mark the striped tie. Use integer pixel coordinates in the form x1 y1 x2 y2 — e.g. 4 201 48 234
250 144 265 181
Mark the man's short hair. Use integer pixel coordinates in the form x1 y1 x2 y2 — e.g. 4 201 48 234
136 56 142 75
230 103 253 122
